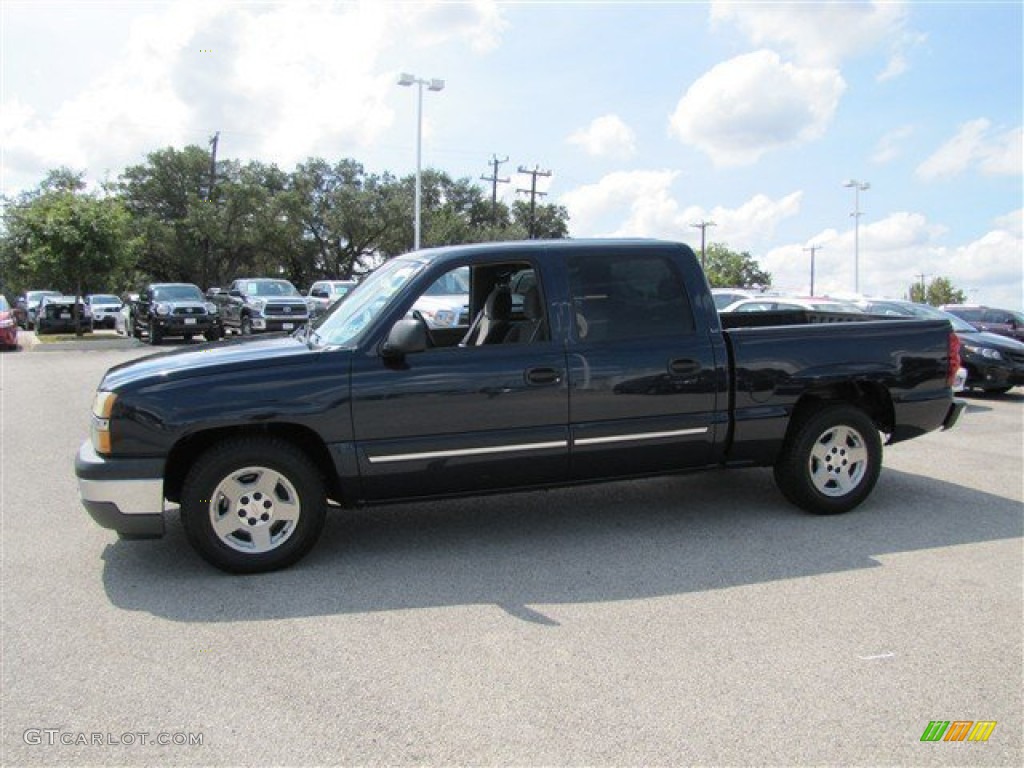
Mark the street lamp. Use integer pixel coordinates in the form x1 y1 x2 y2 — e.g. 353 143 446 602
843 179 870 293
398 72 445 251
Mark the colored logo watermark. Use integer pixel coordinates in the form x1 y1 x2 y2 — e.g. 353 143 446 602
920 721 996 742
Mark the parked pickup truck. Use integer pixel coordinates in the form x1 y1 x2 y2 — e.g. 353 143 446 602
213 277 310 335
76 239 964 573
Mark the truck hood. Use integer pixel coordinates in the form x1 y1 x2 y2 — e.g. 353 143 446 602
101 335 324 390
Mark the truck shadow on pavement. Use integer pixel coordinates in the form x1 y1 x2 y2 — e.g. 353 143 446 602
99 465 1023 624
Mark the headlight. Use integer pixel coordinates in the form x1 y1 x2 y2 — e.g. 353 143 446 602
963 344 1003 360
90 391 117 454
205 302 218 315
155 303 171 316
249 298 267 312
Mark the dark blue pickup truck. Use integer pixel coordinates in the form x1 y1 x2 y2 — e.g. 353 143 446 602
76 240 964 572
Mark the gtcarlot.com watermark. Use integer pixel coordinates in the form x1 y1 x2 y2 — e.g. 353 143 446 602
24 729 203 747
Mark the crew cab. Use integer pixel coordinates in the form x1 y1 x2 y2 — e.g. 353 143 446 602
213 278 309 335
76 240 964 573
133 283 222 344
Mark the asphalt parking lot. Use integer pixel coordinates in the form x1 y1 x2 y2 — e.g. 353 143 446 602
2 341 1021 766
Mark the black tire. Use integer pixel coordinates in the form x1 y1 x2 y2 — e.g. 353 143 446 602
148 319 162 345
180 437 327 573
982 386 1013 395
205 327 223 342
240 315 253 336
184 333 193 342
773 403 882 515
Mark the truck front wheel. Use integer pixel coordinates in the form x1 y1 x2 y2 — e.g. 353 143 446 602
180 437 327 573
773 403 881 515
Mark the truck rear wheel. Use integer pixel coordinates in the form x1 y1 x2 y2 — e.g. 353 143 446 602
773 403 881 515
181 437 327 573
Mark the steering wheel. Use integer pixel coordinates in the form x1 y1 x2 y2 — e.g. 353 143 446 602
411 309 437 348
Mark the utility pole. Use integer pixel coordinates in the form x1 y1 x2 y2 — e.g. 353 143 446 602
517 165 551 239
481 154 509 224
690 220 716 270
803 244 823 295
916 272 932 303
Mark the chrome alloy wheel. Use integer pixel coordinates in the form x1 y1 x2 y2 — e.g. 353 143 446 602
808 424 869 497
208 465 301 553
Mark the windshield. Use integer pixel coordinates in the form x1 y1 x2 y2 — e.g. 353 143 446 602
245 280 300 297
311 258 425 347
153 285 203 301
89 295 120 304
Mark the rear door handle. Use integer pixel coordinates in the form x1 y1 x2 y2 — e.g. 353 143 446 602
668 358 701 376
525 367 562 386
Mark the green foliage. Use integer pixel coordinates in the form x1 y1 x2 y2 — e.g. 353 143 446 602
701 243 772 289
1 145 572 295
2 179 132 298
908 276 966 305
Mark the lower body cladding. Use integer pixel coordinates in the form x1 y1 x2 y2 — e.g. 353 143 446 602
76 442 165 538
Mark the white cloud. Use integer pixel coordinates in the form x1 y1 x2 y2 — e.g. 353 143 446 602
762 211 1022 309
402 0 508 53
917 119 1024 180
567 114 637 159
669 50 845 166
559 170 802 248
0 1 508 191
871 125 914 165
710 0 914 77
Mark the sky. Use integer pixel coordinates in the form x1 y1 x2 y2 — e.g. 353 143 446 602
2 0 1022 308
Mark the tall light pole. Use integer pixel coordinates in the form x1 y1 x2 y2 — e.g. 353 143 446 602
398 72 445 251
843 179 870 293
803 244 823 296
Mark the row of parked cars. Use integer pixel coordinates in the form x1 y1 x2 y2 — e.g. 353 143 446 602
712 289 1024 396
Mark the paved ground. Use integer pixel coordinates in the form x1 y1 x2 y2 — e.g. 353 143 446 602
1 343 1021 766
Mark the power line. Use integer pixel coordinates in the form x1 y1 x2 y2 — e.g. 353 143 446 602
480 154 509 224
517 165 551 239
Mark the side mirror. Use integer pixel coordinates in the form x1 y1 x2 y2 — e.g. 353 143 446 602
382 318 427 358
229 289 242 297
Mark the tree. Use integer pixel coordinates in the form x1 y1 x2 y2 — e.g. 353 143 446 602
908 276 966 306
702 243 772 288
2 180 132 333
511 200 569 240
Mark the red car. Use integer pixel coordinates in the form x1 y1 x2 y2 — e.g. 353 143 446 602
0 294 19 350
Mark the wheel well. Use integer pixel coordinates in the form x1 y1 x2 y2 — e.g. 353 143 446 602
164 424 341 504
789 381 894 436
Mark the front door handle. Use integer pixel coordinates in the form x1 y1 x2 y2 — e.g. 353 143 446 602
668 358 701 376
525 367 562 386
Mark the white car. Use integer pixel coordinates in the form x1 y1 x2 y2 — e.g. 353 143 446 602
85 294 123 329
721 297 865 313
412 266 470 328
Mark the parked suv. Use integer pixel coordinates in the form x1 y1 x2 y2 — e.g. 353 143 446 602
84 294 123 329
214 278 309 335
133 283 223 345
15 290 61 329
942 304 1024 343
36 295 92 334
306 280 357 321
